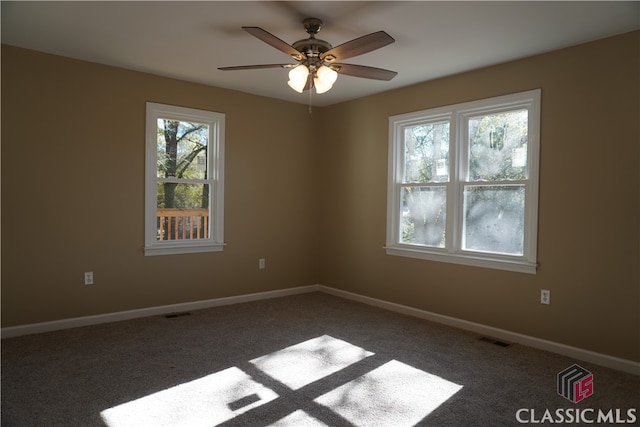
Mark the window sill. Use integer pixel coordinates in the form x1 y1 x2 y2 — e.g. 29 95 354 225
384 245 537 274
144 241 226 256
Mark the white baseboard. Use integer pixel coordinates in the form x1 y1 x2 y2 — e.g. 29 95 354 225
2 283 638 375
316 285 640 376
0 285 321 339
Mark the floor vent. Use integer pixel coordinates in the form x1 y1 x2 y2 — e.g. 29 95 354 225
164 312 192 319
479 336 512 347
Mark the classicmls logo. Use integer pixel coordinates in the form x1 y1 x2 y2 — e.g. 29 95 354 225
557 364 593 403
516 364 636 424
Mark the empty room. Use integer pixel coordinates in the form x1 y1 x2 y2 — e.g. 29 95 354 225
1 1 638 426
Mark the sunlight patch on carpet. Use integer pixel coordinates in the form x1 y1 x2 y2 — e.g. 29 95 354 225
100 335 462 426
250 335 374 390
100 367 278 427
268 409 330 427
314 359 463 427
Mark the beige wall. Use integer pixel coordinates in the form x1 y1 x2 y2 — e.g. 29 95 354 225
318 31 639 362
1 45 320 326
2 31 639 362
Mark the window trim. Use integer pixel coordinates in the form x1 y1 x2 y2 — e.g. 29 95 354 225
144 102 225 256
386 90 541 274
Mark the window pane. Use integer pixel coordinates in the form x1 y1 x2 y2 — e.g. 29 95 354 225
157 119 209 179
468 110 527 181
462 185 524 255
156 183 210 241
403 121 449 183
157 183 209 209
400 186 446 247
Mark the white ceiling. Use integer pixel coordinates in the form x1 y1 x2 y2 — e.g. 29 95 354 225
2 1 639 107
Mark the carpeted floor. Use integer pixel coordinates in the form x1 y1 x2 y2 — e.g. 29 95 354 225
2 292 638 426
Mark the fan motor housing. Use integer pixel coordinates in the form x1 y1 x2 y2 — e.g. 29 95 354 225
292 38 332 58
292 17 332 62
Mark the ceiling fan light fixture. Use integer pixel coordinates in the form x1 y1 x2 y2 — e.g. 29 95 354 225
287 64 309 93
313 78 330 94
313 76 333 94
313 65 338 94
221 19 396 96
316 65 338 86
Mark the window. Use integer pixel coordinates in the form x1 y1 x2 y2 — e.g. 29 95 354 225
386 90 540 273
145 102 225 256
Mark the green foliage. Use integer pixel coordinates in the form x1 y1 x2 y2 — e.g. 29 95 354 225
401 121 449 246
468 110 528 181
403 121 450 184
400 109 528 247
156 119 209 209
157 119 208 179
401 186 447 247
156 183 208 209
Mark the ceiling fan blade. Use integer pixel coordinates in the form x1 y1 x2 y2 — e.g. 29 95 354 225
242 26 304 61
321 31 395 62
333 63 398 81
218 64 293 71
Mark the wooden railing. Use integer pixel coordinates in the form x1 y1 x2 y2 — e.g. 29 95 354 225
157 208 208 240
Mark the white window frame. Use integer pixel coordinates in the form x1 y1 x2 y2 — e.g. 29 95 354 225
386 90 540 274
144 102 225 256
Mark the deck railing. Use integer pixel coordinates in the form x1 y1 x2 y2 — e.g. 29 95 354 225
157 208 209 240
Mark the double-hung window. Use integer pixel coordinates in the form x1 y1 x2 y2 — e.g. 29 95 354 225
386 90 540 273
145 102 225 256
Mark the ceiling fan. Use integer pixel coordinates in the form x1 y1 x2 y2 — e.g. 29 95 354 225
219 18 397 94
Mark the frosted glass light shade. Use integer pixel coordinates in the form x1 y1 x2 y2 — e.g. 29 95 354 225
313 77 332 94
287 65 309 93
314 65 338 94
316 65 338 86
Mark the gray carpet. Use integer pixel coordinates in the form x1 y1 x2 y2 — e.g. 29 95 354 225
2 292 638 426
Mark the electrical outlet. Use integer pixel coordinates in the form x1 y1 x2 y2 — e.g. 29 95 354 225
258 258 266 269
84 272 94 285
541 289 550 305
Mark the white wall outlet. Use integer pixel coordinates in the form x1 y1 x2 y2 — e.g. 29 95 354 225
541 289 550 304
84 272 94 285
258 258 266 269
